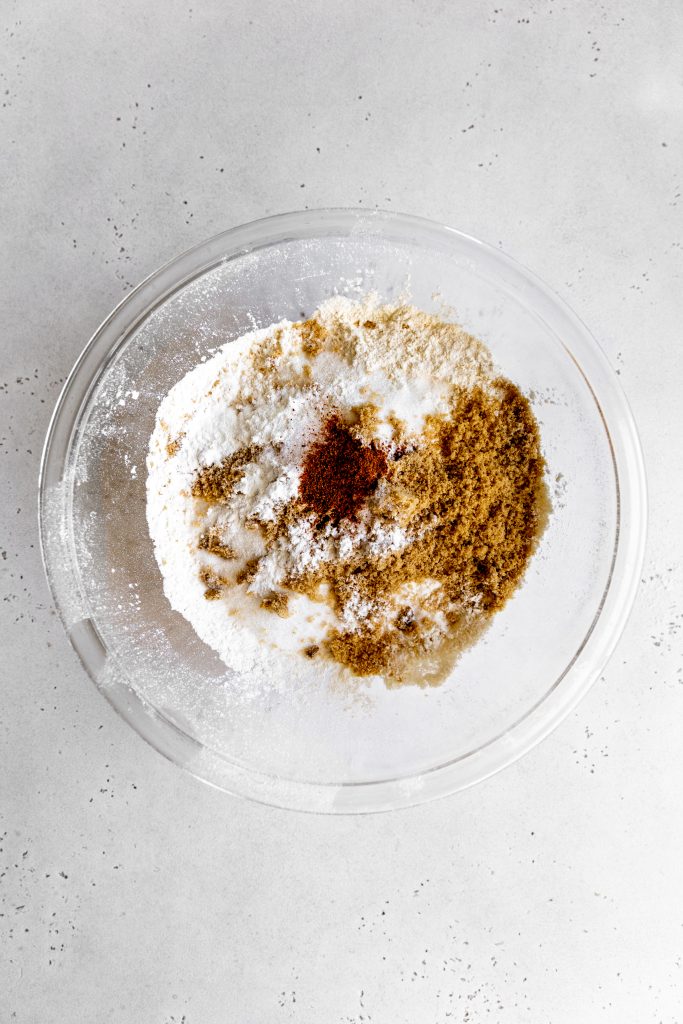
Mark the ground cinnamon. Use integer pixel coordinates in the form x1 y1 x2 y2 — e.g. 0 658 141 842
298 414 388 525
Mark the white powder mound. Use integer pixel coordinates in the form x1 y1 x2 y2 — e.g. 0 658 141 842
146 295 493 682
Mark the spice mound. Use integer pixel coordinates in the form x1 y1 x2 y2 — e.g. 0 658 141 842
147 296 550 688
299 415 388 526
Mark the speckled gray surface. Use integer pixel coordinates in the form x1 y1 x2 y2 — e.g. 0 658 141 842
2 2 682 1021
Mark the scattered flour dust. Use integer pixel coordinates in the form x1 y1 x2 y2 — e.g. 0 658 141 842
146 294 541 689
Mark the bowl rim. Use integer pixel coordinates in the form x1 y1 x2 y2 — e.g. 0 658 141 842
38 207 648 813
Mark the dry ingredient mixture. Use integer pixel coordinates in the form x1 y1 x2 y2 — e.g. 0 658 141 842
147 296 550 688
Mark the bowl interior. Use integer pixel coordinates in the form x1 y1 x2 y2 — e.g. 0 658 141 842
41 213 640 812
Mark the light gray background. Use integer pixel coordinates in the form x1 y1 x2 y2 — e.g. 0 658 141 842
2 2 682 1021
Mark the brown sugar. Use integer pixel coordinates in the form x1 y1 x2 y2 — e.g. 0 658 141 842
191 444 260 503
235 557 260 586
297 317 327 358
349 402 381 442
199 565 230 600
260 592 290 617
166 433 185 458
249 332 284 377
198 525 237 560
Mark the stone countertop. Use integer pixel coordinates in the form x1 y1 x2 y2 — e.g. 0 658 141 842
2 2 682 1021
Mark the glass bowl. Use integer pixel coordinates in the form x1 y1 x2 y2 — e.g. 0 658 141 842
39 209 647 813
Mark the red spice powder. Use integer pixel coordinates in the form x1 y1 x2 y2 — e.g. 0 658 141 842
299 415 388 525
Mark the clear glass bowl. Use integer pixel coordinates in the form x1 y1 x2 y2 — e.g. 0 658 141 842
39 209 647 813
